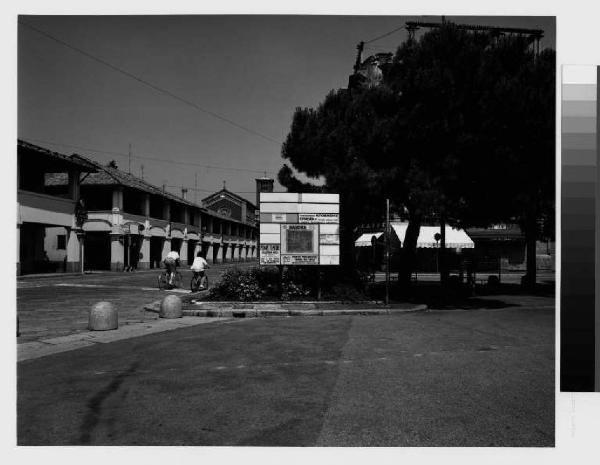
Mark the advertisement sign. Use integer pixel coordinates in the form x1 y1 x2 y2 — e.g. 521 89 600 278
259 244 280 265
281 224 318 255
298 213 339 224
281 255 319 265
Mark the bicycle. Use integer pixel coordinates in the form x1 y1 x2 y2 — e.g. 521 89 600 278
157 269 182 290
190 271 209 292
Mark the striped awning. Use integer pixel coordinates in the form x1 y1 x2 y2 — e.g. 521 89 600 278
355 232 383 247
390 223 474 249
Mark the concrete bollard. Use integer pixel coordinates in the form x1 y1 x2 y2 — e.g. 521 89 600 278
88 302 118 331
160 295 183 319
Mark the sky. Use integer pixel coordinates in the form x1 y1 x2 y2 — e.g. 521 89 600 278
18 15 555 205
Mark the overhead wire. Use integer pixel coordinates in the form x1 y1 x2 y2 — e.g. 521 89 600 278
364 25 406 44
22 137 275 175
19 20 282 146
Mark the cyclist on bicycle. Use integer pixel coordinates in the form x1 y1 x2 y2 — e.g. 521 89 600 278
190 250 209 290
163 250 180 286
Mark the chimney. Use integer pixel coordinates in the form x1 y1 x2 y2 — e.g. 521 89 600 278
255 177 274 208
181 188 188 200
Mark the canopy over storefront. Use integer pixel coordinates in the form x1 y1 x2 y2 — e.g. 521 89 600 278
391 223 474 249
355 232 384 247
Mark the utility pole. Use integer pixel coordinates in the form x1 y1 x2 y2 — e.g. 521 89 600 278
385 198 390 306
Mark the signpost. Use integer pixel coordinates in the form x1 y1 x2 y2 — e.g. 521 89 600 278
385 198 390 306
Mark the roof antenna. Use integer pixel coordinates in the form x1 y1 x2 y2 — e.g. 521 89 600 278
223 180 226 190
353 41 365 73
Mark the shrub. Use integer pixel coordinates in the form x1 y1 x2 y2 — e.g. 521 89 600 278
207 265 370 301
208 267 264 301
208 266 280 301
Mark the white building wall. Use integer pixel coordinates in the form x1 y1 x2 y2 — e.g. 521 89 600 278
44 226 68 262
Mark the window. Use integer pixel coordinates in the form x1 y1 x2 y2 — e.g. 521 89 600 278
57 235 66 250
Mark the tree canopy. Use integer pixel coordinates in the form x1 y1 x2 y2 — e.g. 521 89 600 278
279 23 555 283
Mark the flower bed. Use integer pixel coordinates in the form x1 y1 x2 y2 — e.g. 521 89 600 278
204 266 372 302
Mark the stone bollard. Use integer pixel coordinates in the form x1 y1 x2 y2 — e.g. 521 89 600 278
88 302 118 331
160 295 183 319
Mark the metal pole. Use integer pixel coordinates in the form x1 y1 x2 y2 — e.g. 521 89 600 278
317 270 321 301
385 198 390 306
498 256 502 284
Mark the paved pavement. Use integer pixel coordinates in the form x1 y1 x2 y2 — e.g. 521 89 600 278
17 261 256 343
17 295 555 446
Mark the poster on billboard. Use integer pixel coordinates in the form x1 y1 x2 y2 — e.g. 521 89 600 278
298 213 339 224
281 255 319 265
259 244 280 265
281 224 318 254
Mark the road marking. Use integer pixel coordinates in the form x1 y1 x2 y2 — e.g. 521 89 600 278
55 283 104 288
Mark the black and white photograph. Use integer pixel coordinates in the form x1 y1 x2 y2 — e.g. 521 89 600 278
14 11 557 449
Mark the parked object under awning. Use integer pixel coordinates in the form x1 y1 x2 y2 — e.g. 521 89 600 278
390 223 474 249
355 232 384 247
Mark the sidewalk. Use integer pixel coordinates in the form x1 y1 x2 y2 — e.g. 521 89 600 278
18 299 427 362
18 316 232 362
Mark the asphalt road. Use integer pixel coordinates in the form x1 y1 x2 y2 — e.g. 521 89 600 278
17 261 256 343
17 301 555 446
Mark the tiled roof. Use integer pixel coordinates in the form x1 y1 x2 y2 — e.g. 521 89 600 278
46 154 203 210
39 145 255 226
18 139 97 171
202 188 257 210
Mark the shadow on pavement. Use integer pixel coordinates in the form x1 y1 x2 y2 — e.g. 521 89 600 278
372 280 554 311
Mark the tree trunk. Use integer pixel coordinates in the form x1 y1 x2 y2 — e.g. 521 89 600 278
398 216 421 289
523 214 537 289
439 217 448 287
339 221 357 274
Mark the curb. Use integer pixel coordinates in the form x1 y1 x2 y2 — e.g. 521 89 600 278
186 300 382 306
145 299 427 318
172 304 428 318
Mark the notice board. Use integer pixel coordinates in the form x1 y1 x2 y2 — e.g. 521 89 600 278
259 193 340 266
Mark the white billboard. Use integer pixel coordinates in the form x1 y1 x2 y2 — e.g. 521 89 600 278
259 193 340 266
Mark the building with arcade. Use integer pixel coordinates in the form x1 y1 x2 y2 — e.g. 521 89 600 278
18 140 258 274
